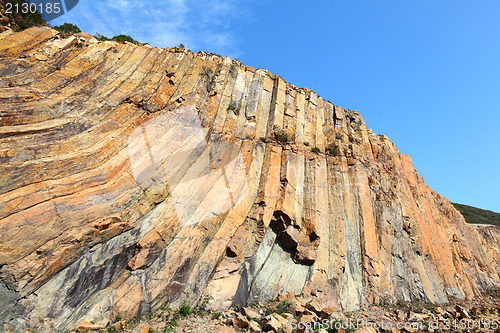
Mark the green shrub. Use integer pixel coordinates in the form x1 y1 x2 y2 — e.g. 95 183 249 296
111 34 140 44
261 300 293 317
311 147 321 154
162 312 179 332
259 137 266 143
335 133 342 140
93 33 142 45
273 126 289 144
53 23 81 35
326 145 339 156
177 301 192 317
145 312 154 320
275 301 292 316
201 66 213 76
106 325 117 333
114 313 122 322
94 33 110 41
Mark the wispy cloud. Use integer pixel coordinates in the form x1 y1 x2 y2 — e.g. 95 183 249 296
51 0 252 57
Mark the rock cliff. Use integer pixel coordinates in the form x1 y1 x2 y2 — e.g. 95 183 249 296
0 27 498 331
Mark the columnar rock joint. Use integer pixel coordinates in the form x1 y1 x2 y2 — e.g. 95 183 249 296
0 27 498 331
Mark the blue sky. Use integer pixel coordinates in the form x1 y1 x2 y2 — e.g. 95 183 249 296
51 0 500 212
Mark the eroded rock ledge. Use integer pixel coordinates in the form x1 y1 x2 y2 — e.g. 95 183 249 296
0 27 498 331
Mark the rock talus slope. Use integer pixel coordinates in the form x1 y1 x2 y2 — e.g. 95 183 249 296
0 27 498 330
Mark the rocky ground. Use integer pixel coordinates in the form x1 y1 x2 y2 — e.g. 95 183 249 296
21 289 500 333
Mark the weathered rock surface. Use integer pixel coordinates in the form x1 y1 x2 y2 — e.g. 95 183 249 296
0 27 499 331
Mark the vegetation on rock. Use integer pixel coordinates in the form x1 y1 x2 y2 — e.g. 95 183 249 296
0 0 45 31
273 126 289 143
201 66 216 93
94 32 142 45
52 22 81 37
453 203 500 226
227 100 239 114
53 22 80 34
326 145 339 156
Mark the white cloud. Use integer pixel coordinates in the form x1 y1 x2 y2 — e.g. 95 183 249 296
51 0 252 57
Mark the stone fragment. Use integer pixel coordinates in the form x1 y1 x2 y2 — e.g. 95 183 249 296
51 36 77 50
295 243 319 265
292 298 306 315
263 313 287 331
34 52 49 61
277 225 300 249
469 306 478 316
320 306 339 319
278 291 296 302
217 327 237 333
455 305 470 319
408 312 423 322
232 313 249 328
300 314 317 324
306 299 323 314
113 321 126 330
77 319 102 331
248 320 261 332
243 307 260 320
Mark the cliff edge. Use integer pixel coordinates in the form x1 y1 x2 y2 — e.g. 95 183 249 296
0 27 498 331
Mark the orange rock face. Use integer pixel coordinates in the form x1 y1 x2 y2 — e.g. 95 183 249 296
0 27 498 331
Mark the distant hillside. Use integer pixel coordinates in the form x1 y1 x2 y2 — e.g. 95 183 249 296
453 203 500 227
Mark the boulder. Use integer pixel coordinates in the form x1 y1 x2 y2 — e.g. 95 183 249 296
306 299 323 314
243 307 261 320
263 313 287 331
248 320 262 332
77 318 102 331
320 306 340 318
277 225 300 249
232 313 249 328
